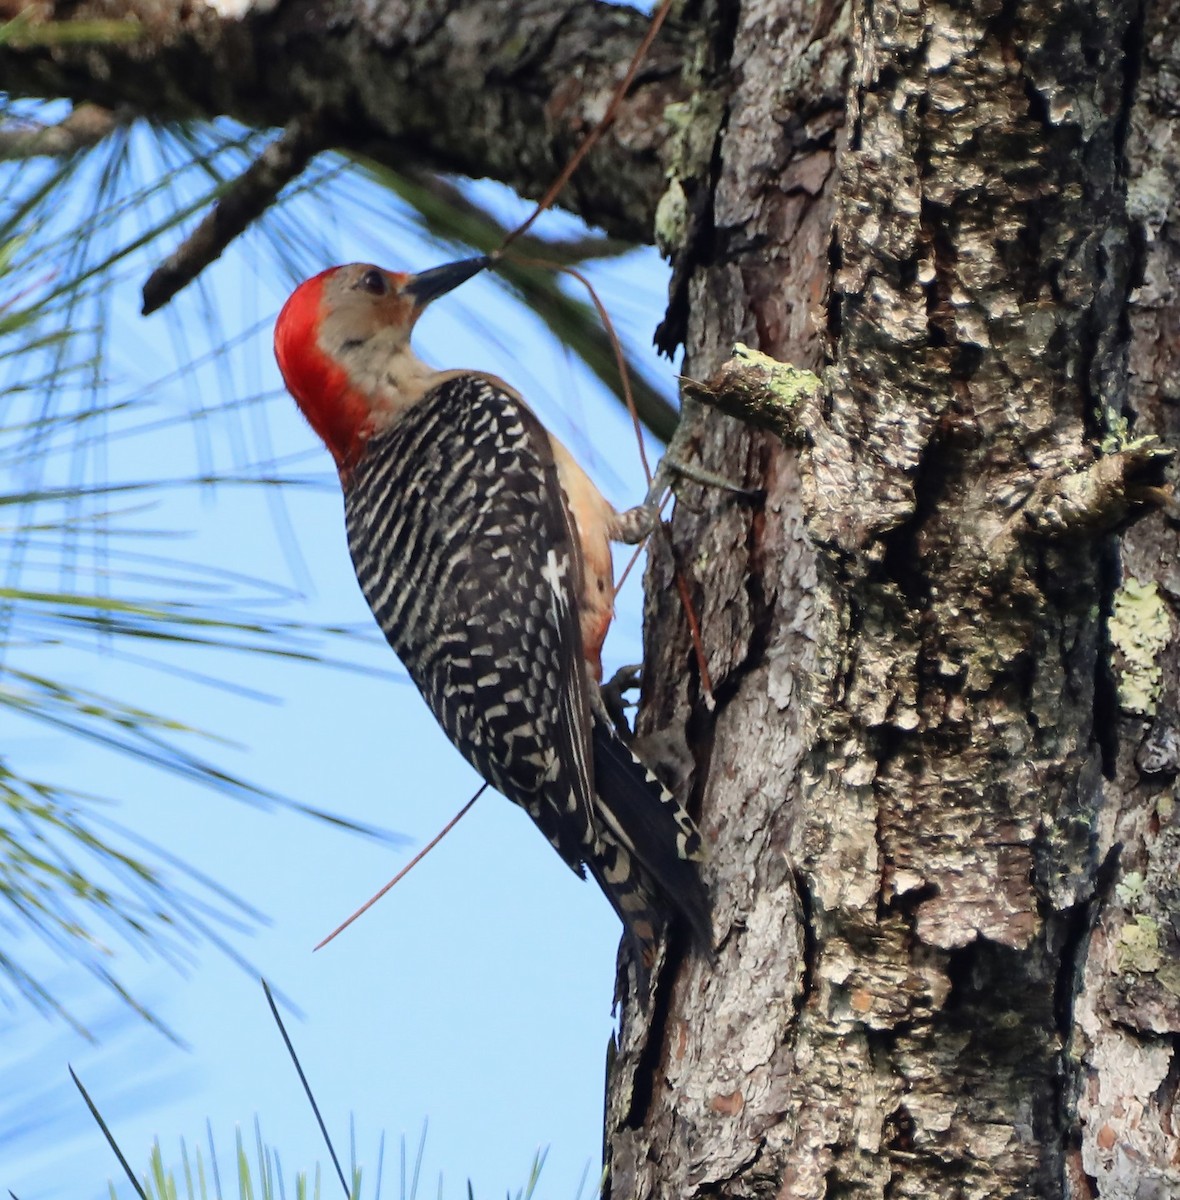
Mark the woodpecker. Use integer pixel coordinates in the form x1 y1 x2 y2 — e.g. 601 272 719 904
274 256 711 977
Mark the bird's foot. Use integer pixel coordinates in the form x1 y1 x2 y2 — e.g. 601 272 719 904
614 448 763 544
599 663 642 739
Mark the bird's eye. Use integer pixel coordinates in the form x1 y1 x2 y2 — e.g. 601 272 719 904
357 268 387 296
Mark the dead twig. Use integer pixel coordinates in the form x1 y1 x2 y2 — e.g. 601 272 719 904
313 785 485 951
141 114 322 314
0 102 118 159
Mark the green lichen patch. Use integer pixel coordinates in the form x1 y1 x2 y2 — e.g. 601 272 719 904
1115 870 1147 907
662 94 725 179
1098 412 1168 459
680 346 823 441
1117 914 1163 974
1108 578 1172 716
653 93 726 255
732 344 822 408
654 178 688 257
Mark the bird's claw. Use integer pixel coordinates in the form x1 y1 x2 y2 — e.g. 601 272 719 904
599 663 643 739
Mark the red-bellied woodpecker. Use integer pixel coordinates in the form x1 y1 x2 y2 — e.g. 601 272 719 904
274 257 710 977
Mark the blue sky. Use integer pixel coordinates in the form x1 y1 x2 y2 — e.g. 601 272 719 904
1 131 676 1199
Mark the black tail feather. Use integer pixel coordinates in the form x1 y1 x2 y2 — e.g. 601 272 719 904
589 716 712 965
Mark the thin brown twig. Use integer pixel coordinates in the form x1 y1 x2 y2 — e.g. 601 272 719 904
482 0 725 700
301 0 690 924
509 255 655 485
313 785 486 951
495 0 675 254
509 253 718 702
615 539 647 598
563 264 654 486
614 490 673 598
671 547 714 704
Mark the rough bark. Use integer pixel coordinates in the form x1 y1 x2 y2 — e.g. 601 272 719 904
609 0 1179 1197
1070 0 1180 1194
0 0 686 241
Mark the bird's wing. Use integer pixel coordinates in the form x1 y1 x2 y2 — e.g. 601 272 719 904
344 373 599 873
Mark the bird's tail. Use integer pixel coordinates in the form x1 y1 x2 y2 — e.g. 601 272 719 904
587 716 712 974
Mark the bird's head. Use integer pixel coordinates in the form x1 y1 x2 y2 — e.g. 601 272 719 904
274 257 488 478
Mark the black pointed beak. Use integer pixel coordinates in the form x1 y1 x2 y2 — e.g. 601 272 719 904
404 256 489 308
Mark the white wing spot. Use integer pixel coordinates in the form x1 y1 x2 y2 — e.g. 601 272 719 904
540 549 567 616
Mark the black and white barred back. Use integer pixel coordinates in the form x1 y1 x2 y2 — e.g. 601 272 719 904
344 374 710 970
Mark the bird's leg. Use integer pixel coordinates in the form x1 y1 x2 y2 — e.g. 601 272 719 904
612 434 763 545
612 461 673 544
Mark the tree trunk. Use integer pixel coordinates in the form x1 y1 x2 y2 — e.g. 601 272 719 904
608 0 1180 1197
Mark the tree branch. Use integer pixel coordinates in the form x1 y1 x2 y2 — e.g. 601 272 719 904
0 101 118 159
680 344 822 442
0 0 688 242
141 114 322 314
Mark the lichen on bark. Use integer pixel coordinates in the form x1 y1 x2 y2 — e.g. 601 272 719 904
1108 578 1172 717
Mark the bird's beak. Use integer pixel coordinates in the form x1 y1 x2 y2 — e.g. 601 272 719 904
404 256 490 308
